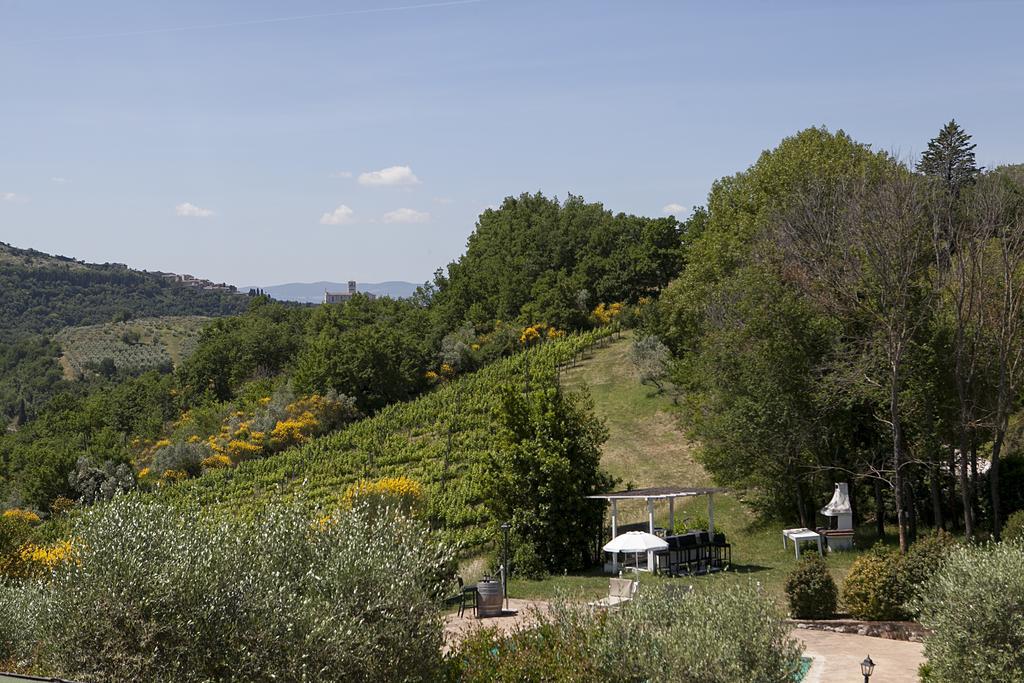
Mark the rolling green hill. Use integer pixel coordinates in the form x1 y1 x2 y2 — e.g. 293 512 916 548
0 241 250 419
0 241 247 341
54 316 212 379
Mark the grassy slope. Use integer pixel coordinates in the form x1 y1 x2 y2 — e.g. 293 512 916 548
511 332 885 605
54 316 211 378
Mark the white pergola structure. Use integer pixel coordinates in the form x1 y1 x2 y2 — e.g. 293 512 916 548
589 486 728 573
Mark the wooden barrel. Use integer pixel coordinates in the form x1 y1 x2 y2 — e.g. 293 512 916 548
476 580 503 617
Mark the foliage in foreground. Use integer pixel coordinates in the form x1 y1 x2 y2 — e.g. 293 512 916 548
0 497 455 683
916 541 1024 683
453 582 802 682
784 556 837 619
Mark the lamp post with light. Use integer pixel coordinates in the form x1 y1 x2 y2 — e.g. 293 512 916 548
501 521 511 609
861 655 875 683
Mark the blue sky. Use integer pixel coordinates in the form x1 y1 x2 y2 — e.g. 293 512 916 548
2 1 1022 286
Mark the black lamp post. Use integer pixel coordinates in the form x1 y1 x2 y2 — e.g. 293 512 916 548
501 521 511 608
861 655 875 683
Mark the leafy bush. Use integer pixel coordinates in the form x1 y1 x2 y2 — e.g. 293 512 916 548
453 582 802 682
152 441 208 477
841 544 907 620
895 530 956 616
915 541 1024 682
1002 509 1024 542
5 497 455 682
68 457 136 504
785 556 837 618
0 515 34 577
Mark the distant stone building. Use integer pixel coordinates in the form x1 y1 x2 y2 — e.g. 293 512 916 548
324 280 375 304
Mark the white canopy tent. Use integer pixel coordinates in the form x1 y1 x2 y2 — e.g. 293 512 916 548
589 486 728 573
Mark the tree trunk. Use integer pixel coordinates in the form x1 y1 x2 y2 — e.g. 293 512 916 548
930 463 945 531
795 479 807 528
874 478 885 540
948 447 960 530
958 432 974 540
891 371 909 554
907 477 918 543
992 429 1005 541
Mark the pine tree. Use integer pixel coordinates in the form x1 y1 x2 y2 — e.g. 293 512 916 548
917 119 981 194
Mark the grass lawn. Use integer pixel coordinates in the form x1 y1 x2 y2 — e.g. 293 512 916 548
507 332 904 607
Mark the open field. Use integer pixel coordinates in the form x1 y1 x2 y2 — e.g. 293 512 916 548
512 332 902 605
55 315 210 378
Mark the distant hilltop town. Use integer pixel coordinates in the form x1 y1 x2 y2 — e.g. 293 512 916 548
323 280 376 304
149 271 237 292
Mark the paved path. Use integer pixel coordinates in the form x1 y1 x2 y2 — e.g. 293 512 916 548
796 629 925 683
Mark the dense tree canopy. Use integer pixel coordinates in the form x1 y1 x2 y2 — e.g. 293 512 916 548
650 124 1024 546
433 193 688 330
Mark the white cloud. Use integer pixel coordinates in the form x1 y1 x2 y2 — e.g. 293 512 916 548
662 202 687 215
329 170 353 179
358 165 420 186
382 207 430 224
1 192 28 203
51 177 68 184
320 204 355 225
175 202 214 217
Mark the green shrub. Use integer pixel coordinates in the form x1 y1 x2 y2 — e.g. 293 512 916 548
784 556 837 618
0 516 33 578
841 543 907 620
452 582 803 682
152 441 208 477
915 541 1024 682
895 530 956 616
6 497 455 682
1002 510 1024 542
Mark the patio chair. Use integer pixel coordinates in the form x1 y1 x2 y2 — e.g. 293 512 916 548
712 532 731 568
457 576 477 618
588 577 638 609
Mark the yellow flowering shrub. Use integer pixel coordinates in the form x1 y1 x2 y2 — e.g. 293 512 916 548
3 509 40 524
18 540 75 576
268 410 319 451
342 476 424 516
227 439 262 461
520 326 541 345
201 454 233 469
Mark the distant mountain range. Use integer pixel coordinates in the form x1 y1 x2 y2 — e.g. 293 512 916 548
244 281 421 303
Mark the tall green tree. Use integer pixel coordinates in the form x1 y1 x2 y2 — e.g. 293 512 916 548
483 387 613 573
917 120 981 195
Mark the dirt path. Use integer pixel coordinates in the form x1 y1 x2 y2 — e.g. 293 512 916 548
442 598 550 654
796 629 925 683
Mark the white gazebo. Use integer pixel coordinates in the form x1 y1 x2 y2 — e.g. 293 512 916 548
589 486 728 573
